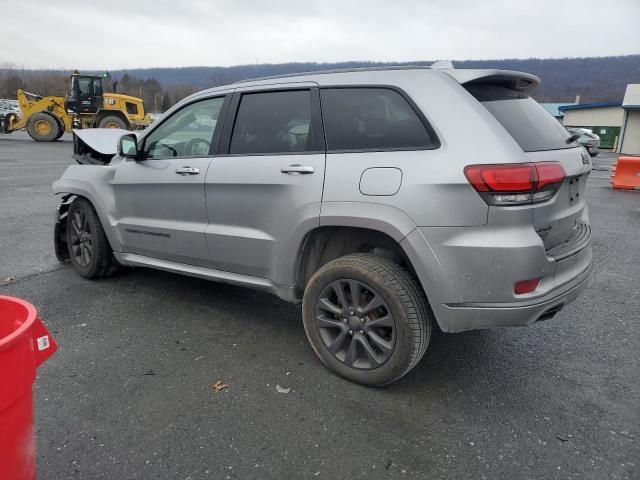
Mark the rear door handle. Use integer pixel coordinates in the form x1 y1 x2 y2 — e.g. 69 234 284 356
175 166 200 175
281 164 314 175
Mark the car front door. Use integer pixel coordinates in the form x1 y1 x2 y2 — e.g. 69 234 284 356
204 85 325 282
113 94 230 267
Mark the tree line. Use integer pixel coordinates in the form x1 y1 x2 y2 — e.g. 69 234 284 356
0 65 190 113
2 55 639 110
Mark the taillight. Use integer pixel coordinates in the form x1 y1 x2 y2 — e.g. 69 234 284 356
514 278 541 295
464 162 566 206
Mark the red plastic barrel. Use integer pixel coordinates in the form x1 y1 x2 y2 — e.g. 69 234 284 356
0 296 57 480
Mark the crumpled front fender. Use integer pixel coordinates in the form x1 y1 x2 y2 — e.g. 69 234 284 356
53 194 76 262
53 176 123 254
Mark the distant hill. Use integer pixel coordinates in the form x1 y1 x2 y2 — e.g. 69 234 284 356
2 56 638 105
106 55 640 103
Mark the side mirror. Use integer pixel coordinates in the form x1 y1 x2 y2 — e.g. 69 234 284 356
118 133 139 159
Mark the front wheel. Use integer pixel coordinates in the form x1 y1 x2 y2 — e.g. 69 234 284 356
302 254 432 386
65 198 116 279
26 112 60 142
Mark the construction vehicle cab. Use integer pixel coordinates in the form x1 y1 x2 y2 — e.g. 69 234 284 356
67 73 104 115
1 71 151 142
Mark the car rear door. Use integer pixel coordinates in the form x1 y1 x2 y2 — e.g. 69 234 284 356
112 94 230 267
204 84 325 281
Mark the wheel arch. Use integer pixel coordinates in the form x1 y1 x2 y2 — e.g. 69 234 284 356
292 225 420 301
52 179 123 254
289 205 447 331
96 110 130 129
286 202 419 297
40 110 65 129
28 110 61 125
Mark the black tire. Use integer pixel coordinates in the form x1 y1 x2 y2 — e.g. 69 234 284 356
65 198 115 279
4 112 18 133
26 112 60 142
97 115 128 129
54 122 65 140
302 254 431 386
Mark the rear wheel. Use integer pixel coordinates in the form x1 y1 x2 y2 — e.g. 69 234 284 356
26 113 60 142
66 198 116 279
302 254 431 386
97 115 128 129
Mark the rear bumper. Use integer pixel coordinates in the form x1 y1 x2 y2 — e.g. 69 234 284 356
438 259 592 332
400 216 593 333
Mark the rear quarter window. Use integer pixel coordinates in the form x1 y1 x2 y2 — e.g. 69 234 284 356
466 84 573 152
320 88 437 151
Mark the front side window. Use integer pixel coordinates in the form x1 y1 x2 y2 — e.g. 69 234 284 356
143 96 225 159
321 88 435 151
229 90 315 155
77 78 92 95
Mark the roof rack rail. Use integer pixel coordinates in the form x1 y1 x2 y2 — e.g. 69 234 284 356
233 64 434 85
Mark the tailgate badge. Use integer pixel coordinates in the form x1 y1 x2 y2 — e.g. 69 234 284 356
581 152 590 166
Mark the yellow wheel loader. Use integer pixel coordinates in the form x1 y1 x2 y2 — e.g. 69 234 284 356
0 72 151 141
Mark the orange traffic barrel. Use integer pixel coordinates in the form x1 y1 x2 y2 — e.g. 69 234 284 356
0 296 57 480
611 156 640 190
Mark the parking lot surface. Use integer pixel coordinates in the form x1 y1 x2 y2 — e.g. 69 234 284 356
1 132 638 479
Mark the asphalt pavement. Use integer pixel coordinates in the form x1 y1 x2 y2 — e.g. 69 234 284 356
1 132 638 479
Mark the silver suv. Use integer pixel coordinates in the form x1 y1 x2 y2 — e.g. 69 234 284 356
53 66 593 386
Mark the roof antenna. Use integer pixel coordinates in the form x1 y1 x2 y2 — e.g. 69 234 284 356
430 60 454 70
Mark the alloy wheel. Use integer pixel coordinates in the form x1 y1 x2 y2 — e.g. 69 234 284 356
68 209 93 267
314 279 396 370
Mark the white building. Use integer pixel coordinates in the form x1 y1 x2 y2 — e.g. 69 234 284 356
559 84 640 154
618 84 640 155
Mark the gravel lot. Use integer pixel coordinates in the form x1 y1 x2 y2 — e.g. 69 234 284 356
1 131 638 479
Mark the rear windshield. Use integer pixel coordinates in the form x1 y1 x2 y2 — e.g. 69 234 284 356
466 84 573 152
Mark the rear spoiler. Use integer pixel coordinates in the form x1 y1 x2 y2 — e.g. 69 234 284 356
72 128 134 165
444 69 541 94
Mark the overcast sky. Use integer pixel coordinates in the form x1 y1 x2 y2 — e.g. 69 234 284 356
2 0 639 70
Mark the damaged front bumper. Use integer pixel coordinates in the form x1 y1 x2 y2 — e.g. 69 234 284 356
53 194 75 262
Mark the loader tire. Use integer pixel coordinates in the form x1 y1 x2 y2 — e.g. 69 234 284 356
98 115 128 129
26 112 60 142
54 123 65 140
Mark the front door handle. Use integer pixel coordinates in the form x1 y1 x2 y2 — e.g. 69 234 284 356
175 166 200 176
281 164 314 175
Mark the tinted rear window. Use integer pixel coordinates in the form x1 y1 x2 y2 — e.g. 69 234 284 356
321 88 436 151
466 84 573 152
